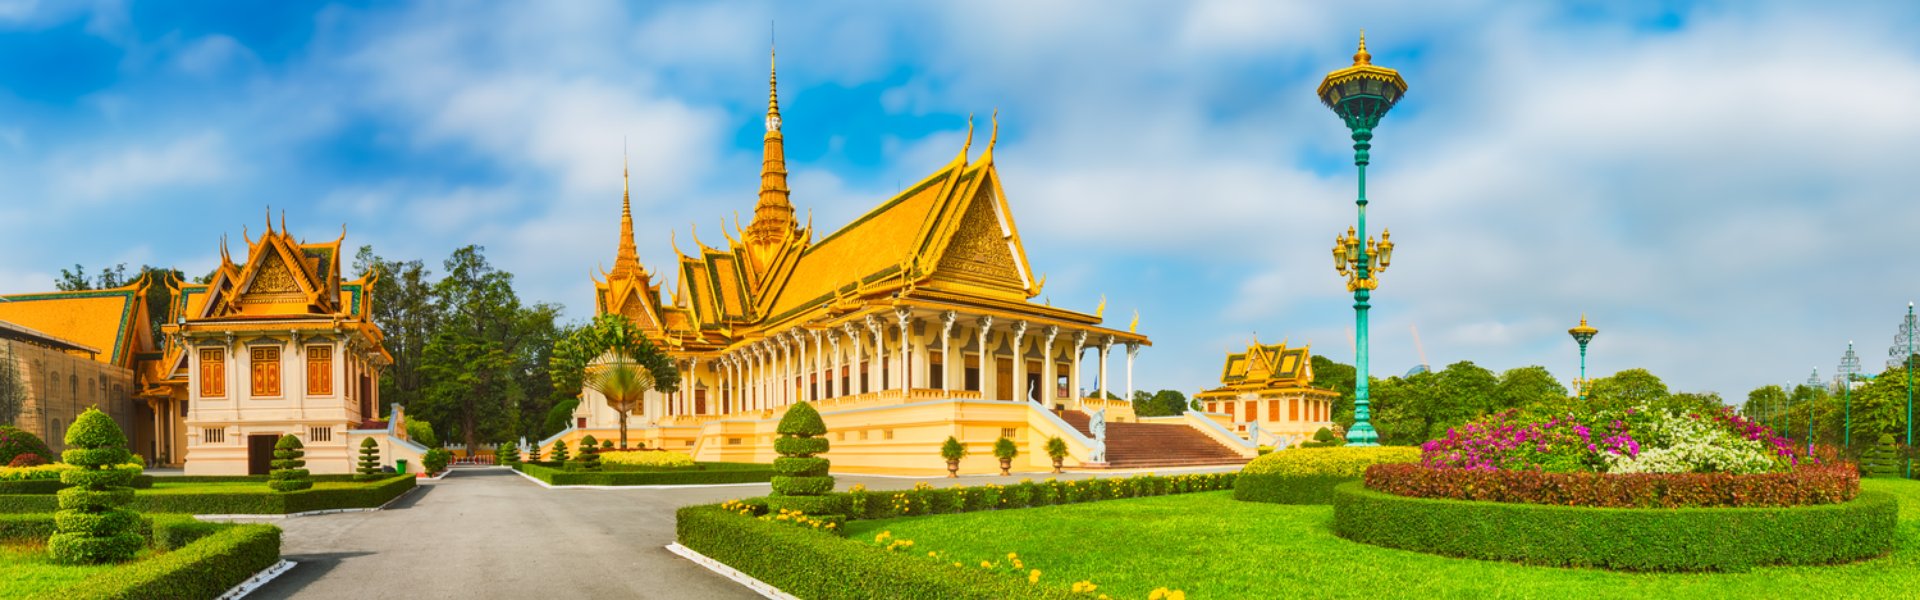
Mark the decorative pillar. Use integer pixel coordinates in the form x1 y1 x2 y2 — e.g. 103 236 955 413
976 315 996 399
896 308 913 391
866 315 887 393
844 323 864 395
1098 335 1113 402
827 330 843 398
1070 331 1087 409
1010 321 1030 403
779 337 793 407
685 358 698 415
1125 343 1139 404
940 311 957 393
1041 325 1060 405
809 329 824 402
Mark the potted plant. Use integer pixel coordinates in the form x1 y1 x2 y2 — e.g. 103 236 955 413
992 437 1018 475
1045 436 1068 474
940 436 967 478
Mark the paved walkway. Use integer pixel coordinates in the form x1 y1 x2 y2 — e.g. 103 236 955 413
250 465 1238 599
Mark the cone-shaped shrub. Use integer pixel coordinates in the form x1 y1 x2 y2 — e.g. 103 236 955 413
770 402 834 511
355 438 383 482
551 440 569 462
269 434 313 492
49 407 141 564
496 442 520 465
528 443 542 461
570 436 602 471
1862 434 1902 478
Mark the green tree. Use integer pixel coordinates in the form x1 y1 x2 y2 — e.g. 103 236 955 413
269 435 313 492
1586 368 1670 412
55 263 128 291
1847 365 1913 445
0 345 24 425
1493 366 1567 417
353 247 438 418
769 402 833 512
1669 391 1727 415
552 313 680 449
356 438 382 481
544 398 580 437
1136 389 1188 417
1742 385 1789 427
405 417 439 448
49 408 141 564
495 441 520 465
1310 355 1357 427
414 246 563 453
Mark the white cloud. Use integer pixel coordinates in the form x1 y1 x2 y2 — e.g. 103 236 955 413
48 132 231 203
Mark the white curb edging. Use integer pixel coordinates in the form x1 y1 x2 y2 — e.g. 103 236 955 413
667 543 797 600
220 559 295 599
508 466 772 490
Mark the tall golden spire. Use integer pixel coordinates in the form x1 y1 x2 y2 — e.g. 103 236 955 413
610 147 647 281
746 41 796 254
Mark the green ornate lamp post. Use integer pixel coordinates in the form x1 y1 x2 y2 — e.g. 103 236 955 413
1321 33 1407 447
1893 302 1916 478
1805 368 1821 454
1840 341 1860 448
1568 316 1598 401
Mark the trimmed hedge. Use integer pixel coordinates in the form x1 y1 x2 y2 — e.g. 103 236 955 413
515 461 774 486
678 504 1076 599
0 513 282 599
1363 462 1860 508
1331 481 1897 572
837 473 1239 520
0 474 415 514
1234 446 1420 505
0 474 153 494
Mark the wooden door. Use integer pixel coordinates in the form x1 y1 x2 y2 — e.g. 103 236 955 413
247 435 277 475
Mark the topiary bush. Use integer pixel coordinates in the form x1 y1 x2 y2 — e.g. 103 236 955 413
1045 436 1068 473
49 407 142 564
1861 434 1901 478
940 436 967 475
550 440 569 462
527 443 542 462
992 437 1017 475
268 435 313 493
496 442 520 465
355 438 382 482
1234 446 1420 504
0 426 52 466
568 438 602 472
769 402 833 514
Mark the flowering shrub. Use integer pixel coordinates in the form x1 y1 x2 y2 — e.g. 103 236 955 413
0 426 52 466
1241 446 1421 478
600 450 695 468
1421 406 1801 475
1364 462 1859 508
7 453 45 467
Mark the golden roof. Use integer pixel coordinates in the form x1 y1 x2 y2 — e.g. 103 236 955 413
1195 339 1331 399
0 276 154 367
1317 31 1408 103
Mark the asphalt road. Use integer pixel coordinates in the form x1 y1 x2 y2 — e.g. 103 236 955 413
248 465 1237 599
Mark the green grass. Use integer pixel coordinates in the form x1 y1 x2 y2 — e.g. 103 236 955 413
0 540 156 598
844 479 1920 599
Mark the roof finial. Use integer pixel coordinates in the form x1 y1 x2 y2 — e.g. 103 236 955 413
280 209 288 235
960 113 974 156
264 206 272 234
766 26 781 133
1354 29 1371 65
986 108 1000 154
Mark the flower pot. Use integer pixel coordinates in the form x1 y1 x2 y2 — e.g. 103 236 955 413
998 458 1012 476
1051 458 1064 474
946 460 960 478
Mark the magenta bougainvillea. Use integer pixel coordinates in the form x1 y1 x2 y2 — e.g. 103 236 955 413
1419 406 1803 475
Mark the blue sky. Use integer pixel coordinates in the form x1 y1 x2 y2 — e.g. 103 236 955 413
4 1 1919 400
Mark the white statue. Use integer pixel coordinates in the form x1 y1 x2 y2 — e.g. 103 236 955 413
1089 408 1107 442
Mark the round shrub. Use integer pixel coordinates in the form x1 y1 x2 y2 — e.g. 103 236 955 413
580 435 599 450
9 453 46 467
0 426 52 466
49 407 142 564
406 418 438 448
771 475 834 496
496 442 520 465
774 457 830 477
356 438 383 481
774 436 829 456
1331 481 1897 572
422 448 452 474
769 402 834 515
269 435 313 493
1235 446 1420 504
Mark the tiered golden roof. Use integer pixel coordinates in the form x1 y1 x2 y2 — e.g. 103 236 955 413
1195 339 1329 399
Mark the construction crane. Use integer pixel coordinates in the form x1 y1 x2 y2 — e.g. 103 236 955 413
1406 324 1431 377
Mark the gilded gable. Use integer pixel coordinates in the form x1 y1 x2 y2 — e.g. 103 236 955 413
935 185 1021 288
241 251 303 305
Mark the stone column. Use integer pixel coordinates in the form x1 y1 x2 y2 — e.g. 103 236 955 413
827 330 843 398
843 323 863 395
748 346 761 412
1125 343 1138 405
976 315 996 399
1040 325 1060 405
1070 331 1087 409
1009 321 1030 403
939 311 957 393
1098 335 1114 403
895 308 913 391
684 358 698 415
778 337 792 407
865 314 886 393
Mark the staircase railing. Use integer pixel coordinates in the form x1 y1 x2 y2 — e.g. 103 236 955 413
1181 411 1258 458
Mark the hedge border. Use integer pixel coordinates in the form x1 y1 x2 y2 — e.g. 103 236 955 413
1362 462 1860 509
515 461 774 486
1331 481 1897 572
0 514 282 599
1233 473 1358 504
0 475 415 514
0 475 155 494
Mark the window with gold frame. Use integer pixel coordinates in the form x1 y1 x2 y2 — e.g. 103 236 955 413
306 345 333 395
198 348 225 397
251 346 281 397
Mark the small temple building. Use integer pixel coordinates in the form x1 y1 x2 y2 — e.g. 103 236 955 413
550 50 1254 473
1193 340 1339 447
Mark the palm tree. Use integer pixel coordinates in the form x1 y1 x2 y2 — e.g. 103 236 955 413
552 313 680 450
585 355 655 449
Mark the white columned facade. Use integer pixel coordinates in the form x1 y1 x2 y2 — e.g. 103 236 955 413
975 315 995 400
827 331 843 398
865 315 885 393
1125 343 1138 404
895 308 912 391
939 311 957 393
809 330 823 402
1098 335 1113 401
843 323 863 395
1041 325 1060 405
1069 331 1087 408
749 346 762 412
777 338 792 407
1010 320 1029 403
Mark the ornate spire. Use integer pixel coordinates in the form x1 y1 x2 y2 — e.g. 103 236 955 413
1354 29 1371 65
746 40 797 255
610 148 647 281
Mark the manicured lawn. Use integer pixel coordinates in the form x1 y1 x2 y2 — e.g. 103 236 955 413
844 479 1920 599
0 540 155 598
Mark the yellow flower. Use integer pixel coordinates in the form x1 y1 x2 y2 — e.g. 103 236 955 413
1028 569 1042 584
952 562 963 568
929 551 938 558
1168 592 1186 600
1151 590 1166 600
980 561 993 569
1007 552 1019 560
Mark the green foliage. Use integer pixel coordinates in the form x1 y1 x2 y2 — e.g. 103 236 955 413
770 476 834 496
834 473 1240 520
50 408 140 564
421 448 451 474
771 402 832 512
1313 427 1338 443
1 476 415 514
777 402 827 436
0 426 52 466
356 438 382 481
268 435 312 493
514 461 772 486
1044 437 1068 461
774 436 829 456
580 434 598 449
602 440 614 450
552 313 681 449
1331 482 1896 572
1586 368 1671 413
1135 389 1189 417
568 449 603 472
991 437 1018 461
1862 434 1903 477
940 437 967 462
405 417 439 448
66 523 281 600
543 398 579 437
550 440 570 462
0 350 25 426
495 442 520 465
1235 446 1421 505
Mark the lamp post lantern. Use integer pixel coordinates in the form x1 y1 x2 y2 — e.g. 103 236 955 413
1568 316 1598 401
1321 32 1407 447
1840 341 1861 448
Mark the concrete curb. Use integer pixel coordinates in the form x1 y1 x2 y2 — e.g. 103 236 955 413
221 559 295 599
666 543 796 600
195 480 425 520
508 467 772 491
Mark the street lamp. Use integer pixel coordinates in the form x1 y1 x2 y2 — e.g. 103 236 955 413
1568 315 1598 401
1321 32 1408 447
1892 302 1916 478
1806 367 1821 454
1840 341 1861 448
